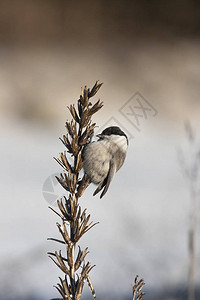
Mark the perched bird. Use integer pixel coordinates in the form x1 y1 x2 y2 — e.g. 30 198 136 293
82 126 128 198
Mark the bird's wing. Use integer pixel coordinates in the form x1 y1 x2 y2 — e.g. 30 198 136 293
100 159 116 198
93 180 105 196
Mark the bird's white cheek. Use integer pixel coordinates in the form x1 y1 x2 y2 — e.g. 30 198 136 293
110 135 128 153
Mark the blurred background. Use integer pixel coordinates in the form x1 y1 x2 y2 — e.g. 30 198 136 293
0 0 200 299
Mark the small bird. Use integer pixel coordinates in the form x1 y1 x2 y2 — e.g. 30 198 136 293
82 126 128 198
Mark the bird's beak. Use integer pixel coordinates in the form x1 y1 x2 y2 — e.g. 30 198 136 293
96 134 103 139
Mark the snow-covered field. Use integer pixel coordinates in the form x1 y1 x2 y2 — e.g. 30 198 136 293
0 40 200 299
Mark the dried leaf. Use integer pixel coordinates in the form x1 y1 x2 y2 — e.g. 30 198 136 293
56 175 70 192
132 275 145 300
57 200 68 219
59 276 71 298
78 222 99 240
47 238 65 245
81 208 87 221
83 86 89 106
49 253 70 276
59 136 73 153
78 99 83 118
86 275 96 298
81 262 90 279
65 120 73 136
75 277 84 300
56 222 71 245
54 285 65 298
60 152 71 172
74 247 88 271
48 252 68 262
76 175 91 198
89 81 103 98
55 252 70 275
68 105 80 123
48 206 65 220
78 214 90 234
88 99 103 116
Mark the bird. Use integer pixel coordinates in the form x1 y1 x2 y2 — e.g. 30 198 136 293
82 126 128 198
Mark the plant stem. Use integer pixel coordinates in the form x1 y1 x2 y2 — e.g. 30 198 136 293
70 241 75 298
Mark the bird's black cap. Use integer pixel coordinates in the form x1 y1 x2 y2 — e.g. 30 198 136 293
101 126 128 141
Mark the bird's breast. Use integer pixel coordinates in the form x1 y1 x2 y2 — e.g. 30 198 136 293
82 141 111 184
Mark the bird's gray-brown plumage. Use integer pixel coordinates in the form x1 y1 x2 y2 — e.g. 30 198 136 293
82 126 128 198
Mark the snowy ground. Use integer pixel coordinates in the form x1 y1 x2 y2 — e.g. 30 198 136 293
0 40 200 299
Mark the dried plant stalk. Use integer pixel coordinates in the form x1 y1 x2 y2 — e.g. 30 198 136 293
177 121 199 300
48 81 103 300
132 275 145 300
